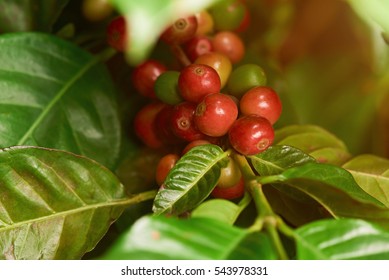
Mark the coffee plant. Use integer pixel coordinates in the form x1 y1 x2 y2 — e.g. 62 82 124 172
0 0 389 260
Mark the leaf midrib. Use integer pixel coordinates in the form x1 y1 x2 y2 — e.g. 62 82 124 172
0 197 130 233
17 55 99 145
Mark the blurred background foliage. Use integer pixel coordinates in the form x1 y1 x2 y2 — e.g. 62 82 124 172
241 0 389 158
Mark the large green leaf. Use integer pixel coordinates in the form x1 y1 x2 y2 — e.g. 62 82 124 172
0 32 121 169
250 145 316 176
109 0 222 64
0 146 129 260
260 163 389 229
295 218 389 260
274 125 351 165
343 154 389 207
0 0 69 33
101 215 276 260
152 145 229 215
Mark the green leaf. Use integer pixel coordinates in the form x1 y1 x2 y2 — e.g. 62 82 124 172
101 215 276 260
0 32 121 169
343 154 389 207
250 145 316 176
260 163 389 230
274 125 351 165
109 0 222 64
0 0 69 33
152 145 229 215
0 146 129 260
226 232 278 260
348 0 389 36
296 218 389 260
191 199 242 225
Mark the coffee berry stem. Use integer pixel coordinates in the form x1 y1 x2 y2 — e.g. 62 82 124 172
170 44 191 67
233 153 289 260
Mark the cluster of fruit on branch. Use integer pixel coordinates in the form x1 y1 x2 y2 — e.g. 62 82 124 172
106 0 282 201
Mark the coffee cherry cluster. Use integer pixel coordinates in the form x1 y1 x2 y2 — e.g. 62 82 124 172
106 0 282 200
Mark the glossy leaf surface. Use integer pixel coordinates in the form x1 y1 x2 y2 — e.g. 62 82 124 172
250 145 316 176
343 154 389 207
0 33 121 169
296 218 389 259
260 163 389 229
0 146 128 260
152 145 229 215
102 215 276 260
0 0 69 33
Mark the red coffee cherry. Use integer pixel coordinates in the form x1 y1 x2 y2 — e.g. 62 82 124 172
178 64 221 103
133 102 166 149
228 115 274 155
161 16 198 45
211 177 245 200
239 86 282 125
184 35 213 62
155 153 180 185
170 102 207 142
106 16 127 52
212 31 245 63
132 60 167 99
182 139 212 155
194 93 238 137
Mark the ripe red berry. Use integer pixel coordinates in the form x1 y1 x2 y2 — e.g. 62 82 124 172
170 102 207 142
239 86 282 124
182 139 212 155
194 93 238 137
228 115 274 155
133 102 166 149
161 16 198 45
184 35 213 62
178 64 221 103
212 31 245 63
155 153 180 185
107 16 127 52
132 60 167 99
155 105 183 145
211 177 245 200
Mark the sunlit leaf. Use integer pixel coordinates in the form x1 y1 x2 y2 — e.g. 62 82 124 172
152 145 229 215
296 218 389 259
0 146 128 260
0 32 121 169
343 154 389 207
